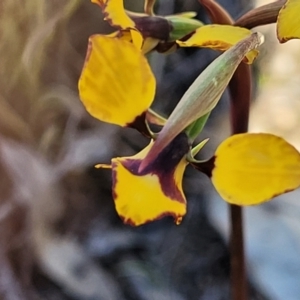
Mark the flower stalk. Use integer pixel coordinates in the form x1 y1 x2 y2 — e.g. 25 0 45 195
227 27 254 299
234 0 286 29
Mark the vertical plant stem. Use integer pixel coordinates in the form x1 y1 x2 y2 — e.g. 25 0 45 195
229 63 251 134
228 63 252 300
229 205 247 300
197 1 253 297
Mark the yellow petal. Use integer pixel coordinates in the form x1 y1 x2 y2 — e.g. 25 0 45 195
129 29 144 49
212 133 300 205
112 142 187 226
91 0 135 29
277 0 300 43
177 24 258 64
78 35 155 126
142 37 160 54
191 138 209 156
107 30 143 49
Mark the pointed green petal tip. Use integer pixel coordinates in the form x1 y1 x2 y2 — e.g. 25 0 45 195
191 138 209 156
166 15 204 41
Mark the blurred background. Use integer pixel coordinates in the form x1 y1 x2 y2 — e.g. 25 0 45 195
0 0 299 299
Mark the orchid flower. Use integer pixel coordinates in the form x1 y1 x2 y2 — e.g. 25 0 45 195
77 0 300 226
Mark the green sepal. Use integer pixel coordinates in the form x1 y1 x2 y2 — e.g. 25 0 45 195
166 15 204 41
185 112 210 142
186 138 210 162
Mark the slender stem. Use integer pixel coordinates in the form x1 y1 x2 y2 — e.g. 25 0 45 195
229 64 251 134
228 62 252 300
229 205 247 300
234 0 285 29
199 1 252 297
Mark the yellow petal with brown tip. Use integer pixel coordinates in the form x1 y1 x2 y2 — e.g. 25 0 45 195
78 35 155 126
212 133 300 205
277 0 300 43
177 24 258 63
112 142 187 226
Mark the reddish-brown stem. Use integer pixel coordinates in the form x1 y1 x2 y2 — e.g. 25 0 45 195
234 0 286 29
200 1 252 298
229 63 251 134
199 0 234 24
228 62 252 300
229 205 247 300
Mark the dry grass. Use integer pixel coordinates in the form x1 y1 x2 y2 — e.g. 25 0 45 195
0 1 120 298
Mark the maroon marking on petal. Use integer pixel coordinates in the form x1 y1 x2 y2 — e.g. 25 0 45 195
112 159 186 227
123 133 189 203
144 133 189 174
111 161 118 200
121 158 142 174
127 111 152 137
178 30 196 42
155 41 178 53
120 210 185 227
160 174 186 203
132 16 172 40
191 156 215 178
119 216 136 227
99 1 125 31
271 187 296 200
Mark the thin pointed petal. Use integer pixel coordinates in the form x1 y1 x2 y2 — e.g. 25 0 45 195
140 33 263 171
277 0 300 43
146 109 166 126
177 25 259 63
191 138 209 156
78 35 155 127
212 133 300 205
